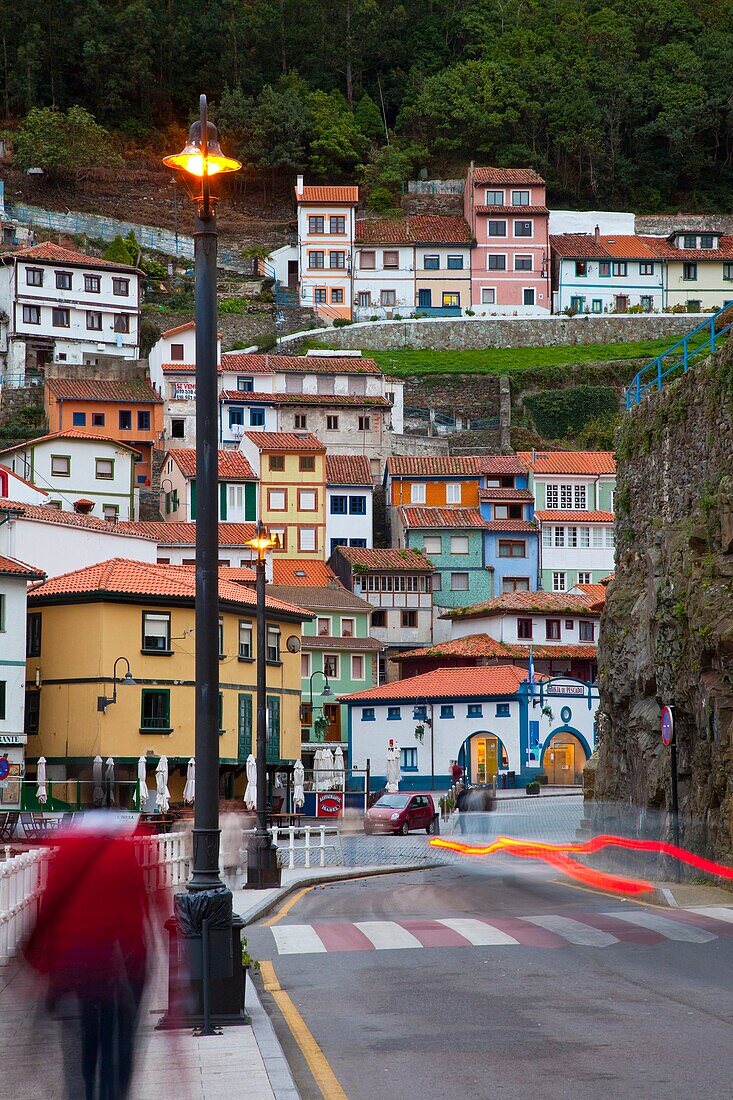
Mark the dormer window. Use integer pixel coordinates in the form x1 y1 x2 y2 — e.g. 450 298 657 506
700 234 715 250
683 234 697 249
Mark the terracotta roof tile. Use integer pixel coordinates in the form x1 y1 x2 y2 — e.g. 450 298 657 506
549 234 659 260
272 560 339 586
475 205 549 216
326 455 373 486
167 449 256 479
0 429 139 455
3 242 140 273
517 451 616 475
484 519 537 532
216 565 256 583
397 634 511 661
296 185 359 204
116 521 258 545
355 215 473 245
573 582 607 609
340 664 533 702
399 506 489 529
0 498 154 536
243 431 325 452
267 584 373 612
0 554 45 579
471 167 545 185
479 487 534 501
387 455 484 477
46 378 162 404
443 590 599 620
503 643 598 659
535 510 614 523
332 546 434 571
162 364 197 374
640 235 733 261
219 391 390 408
303 634 382 651
220 354 381 376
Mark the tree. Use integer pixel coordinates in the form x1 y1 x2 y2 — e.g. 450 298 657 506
354 93 385 144
12 105 122 176
307 89 366 176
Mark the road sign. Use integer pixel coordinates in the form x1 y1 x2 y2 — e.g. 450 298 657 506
661 706 674 747
0 758 10 781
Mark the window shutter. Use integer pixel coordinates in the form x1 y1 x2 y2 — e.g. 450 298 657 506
190 479 196 519
220 481 227 520
238 694 252 761
266 695 280 762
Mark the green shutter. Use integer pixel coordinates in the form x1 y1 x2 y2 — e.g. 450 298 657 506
266 695 280 762
190 479 196 520
244 481 256 520
238 694 253 761
220 482 227 520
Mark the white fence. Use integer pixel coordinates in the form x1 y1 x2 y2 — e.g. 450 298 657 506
270 825 343 869
136 830 189 891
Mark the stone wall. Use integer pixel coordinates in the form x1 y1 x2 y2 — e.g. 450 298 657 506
635 214 733 236
593 347 733 865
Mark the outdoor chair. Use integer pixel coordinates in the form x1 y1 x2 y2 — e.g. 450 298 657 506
0 811 19 842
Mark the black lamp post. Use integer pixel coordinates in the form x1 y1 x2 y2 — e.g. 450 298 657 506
308 670 333 741
244 521 281 888
97 656 135 712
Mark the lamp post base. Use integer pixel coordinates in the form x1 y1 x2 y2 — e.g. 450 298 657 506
245 830 281 889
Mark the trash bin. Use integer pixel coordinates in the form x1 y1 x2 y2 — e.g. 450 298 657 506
507 771 516 789
500 774 507 789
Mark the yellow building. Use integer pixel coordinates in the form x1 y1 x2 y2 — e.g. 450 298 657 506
645 230 733 311
25 558 310 805
240 431 327 560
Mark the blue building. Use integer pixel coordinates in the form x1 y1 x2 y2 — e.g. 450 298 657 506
479 485 539 594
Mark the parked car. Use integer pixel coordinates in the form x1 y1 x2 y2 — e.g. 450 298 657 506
364 793 437 835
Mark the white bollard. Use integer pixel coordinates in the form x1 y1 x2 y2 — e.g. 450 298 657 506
288 826 295 870
304 826 311 869
319 825 326 867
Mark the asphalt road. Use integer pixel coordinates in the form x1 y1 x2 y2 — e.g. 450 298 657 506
249 864 733 1100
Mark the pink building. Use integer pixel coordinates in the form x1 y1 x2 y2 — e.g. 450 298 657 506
465 166 551 314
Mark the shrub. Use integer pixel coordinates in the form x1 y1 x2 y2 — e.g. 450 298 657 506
524 385 620 440
367 186 398 214
140 256 168 281
332 317 352 327
218 297 248 314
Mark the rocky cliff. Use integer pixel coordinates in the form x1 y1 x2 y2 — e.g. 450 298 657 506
593 345 733 864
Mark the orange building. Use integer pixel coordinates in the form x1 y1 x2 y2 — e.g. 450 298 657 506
45 378 164 486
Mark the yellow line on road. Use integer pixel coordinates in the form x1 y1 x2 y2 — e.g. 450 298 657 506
263 886 314 926
259 961 348 1100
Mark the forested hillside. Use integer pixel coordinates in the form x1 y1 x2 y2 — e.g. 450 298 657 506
3 0 733 209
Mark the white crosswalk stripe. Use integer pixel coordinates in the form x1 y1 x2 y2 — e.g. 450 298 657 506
690 906 733 923
603 910 716 943
354 921 423 950
522 914 617 946
271 925 328 954
437 918 519 945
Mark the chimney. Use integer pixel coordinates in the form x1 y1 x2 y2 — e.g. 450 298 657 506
296 174 304 197
594 224 600 244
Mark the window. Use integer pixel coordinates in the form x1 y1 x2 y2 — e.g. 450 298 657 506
169 343 185 362
351 654 365 679
565 620 574 631
546 619 561 640
142 611 171 652
22 305 41 324
515 256 533 271
381 250 399 269
545 484 558 509
218 618 225 657
553 526 565 548
512 190 530 205
268 489 286 511
331 495 347 515
299 527 317 552
325 414 339 431
300 653 311 680
102 504 118 521
309 251 325 268
612 262 627 277
387 706 401 721
229 407 245 428
299 455 315 471
331 288 344 304
330 216 345 234
575 261 588 277
362 707 375 721
349 495 366 514
447 255 464 269
593 527 604 547
358 416 370 431
52 307 70 327
51 455 70 477
639 263 655 275
579 620 595 641
119 410 132 430
502 577 529 593
135 410 151 433
26 267 43 286
467 704 482 718
308 215 324 234
72 411 87 426
446 483 461 504
488 221 506 236
640 295 653 312
266 625 280 662
114 314 130 333
435 705 453 721
485 190 504 205
269 455 285 471
171 419 185 438
141 689 171 731
515 221 533 237
25 690 40 735
724 263 733 281
299 489 317 511
567 526 578 548
55 271 72 290
481 288 496 304
552 572 567 592
323 654 339 678
518 618 533 640
574 485 587 509
498 540 526 558
84 274 101 293
329 251 345 269
294 414 307 429
599 262 611 277
95 458 114 480
338 617 355 638
401 610 418 627
423 535 442 555
380 290 396 306
113 278 129 296
442 292 460 308
27 612 42 657
357 291 371 308
683 262 698 281
360 250 376 269
372 610 386 627
592 299 603 313
523 288 535 306
410 482 426 504
424 255 440 270
496 703 510 717
683 234 697 249
450 572 469 591
270 527 286 552
700 234 715 249
400 747 418 771
237 376 254 392
578 571 592 584
487 255 506 271
450 536 469 554
86 311 103 330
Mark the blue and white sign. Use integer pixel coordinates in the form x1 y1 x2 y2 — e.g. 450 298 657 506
661 705 674 747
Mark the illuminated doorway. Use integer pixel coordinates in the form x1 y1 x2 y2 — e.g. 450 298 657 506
545 733 588 785
470 734 509 784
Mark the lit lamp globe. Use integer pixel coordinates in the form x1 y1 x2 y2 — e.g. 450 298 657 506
163 120 241 180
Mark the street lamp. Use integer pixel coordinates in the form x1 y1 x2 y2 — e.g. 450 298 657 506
97 656 135 712
308 670 333 743
244 521 281 888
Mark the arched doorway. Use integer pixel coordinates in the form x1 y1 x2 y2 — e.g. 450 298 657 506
460 733 509 785
544 732 588 785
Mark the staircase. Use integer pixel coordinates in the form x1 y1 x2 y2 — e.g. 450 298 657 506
625 304 733 408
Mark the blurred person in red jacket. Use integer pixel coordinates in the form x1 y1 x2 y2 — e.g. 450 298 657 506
24 812 152 1100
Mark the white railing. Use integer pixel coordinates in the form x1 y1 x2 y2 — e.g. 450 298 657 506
270 825 343 870
136 830 189 892
0 848 52 966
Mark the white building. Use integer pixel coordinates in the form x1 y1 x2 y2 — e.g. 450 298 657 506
0 464 49 505
0 554 46 807
0 430 138 520
550 232 665 314
325 454 374 557
295 179 358 321
536 512 615 590
0 243 141 384
161 448 258 523
445 590 602 649
148 321 223 447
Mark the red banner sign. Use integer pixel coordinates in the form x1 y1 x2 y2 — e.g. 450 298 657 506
317 792 343 817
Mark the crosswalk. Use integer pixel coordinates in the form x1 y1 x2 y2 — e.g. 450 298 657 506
268 906 733 955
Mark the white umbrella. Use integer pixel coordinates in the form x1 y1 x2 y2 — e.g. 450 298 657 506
92 755 104 806
333 746 345 791
243 753 257 810
36 756 48 806
155 755 170 812
322 747 335 790
183 758 196 804
105 757 115 805
293 759 305 809
312 747 323 792
386 743 401 793
137 756 149 808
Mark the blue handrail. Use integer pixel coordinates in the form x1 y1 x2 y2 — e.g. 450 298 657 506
625 305 733 408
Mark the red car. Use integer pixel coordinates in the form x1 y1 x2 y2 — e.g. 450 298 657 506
364 793 437 835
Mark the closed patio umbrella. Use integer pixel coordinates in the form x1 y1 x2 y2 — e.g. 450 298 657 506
36 756 48 806
333 745 345 791
183 758 195 804
155 755 170 813
322 747 335 790
105 757 115 805
92 755 104 806
137 756 149 808
243 753 257 810
293 759 305 809
312 747 323 792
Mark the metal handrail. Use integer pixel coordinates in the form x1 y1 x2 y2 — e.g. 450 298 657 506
625 305 733 408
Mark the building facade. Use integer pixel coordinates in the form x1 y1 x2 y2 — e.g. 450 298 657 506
240 431 327 559
398 506 492 620
551 232 665 314
325 454 374 556
479 486 539 594
644 231 733 311
161 448 257 524
295 179 359 321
